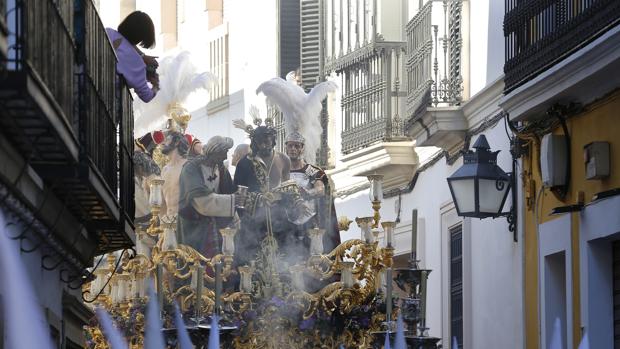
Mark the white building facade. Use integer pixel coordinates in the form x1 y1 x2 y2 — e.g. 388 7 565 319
322 1 523 348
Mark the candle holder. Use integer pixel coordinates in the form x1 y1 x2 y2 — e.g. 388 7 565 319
160 217 178 252
355 217 374 244
148 178 165 209
367 174 384 228
147 179 165 236
307 228 325 256
220 227 237 256
341 261 355 288
237 265 254 294
381 221 396 247
135 227 152 258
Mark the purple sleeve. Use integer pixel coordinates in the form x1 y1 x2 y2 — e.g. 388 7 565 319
106 29 156 102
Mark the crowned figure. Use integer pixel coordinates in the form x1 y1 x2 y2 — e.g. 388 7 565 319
133 52 216 221
255 73 341 269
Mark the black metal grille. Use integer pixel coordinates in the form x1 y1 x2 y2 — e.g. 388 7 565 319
119 83 135 226
450 225 463 348
11 0 75 123
504 0 620 93
75 0 118 199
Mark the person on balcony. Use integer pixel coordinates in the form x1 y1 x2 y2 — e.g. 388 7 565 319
177 136 244 257
106 11 159 102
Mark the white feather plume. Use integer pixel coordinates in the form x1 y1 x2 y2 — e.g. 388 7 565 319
256 77 337 163
233 118 249 131
133 51 217 136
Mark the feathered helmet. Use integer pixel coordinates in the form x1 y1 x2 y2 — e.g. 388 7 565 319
133 51 217 135
253 73 337 164
285 131 305 145
232 105 276 140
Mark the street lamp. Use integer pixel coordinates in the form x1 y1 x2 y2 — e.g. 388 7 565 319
446 135 516 240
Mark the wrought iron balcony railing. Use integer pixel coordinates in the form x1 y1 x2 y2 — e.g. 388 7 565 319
7 0 75 126
76 0 118 199
405 0 464 126
75 0 135 250
326 41 407 155
504 0 620 93
0 0 135 254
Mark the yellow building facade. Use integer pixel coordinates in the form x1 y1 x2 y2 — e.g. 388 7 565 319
501 2 620 347
520 91 620 348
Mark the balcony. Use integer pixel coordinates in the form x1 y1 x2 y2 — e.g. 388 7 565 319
327 41 407 155
0 0 135 257
404 0 466 151
504 0 620 93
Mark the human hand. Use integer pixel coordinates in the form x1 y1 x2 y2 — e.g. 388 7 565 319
148 73 160 89
142 55 159 68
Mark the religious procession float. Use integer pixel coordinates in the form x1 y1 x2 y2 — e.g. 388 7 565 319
83 52 441 349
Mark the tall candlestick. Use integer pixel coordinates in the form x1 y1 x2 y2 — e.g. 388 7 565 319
411 209 418 261
156 264 164 314
215 261 222 316
195 264 204 322
420 270 427 329
386 267 393 323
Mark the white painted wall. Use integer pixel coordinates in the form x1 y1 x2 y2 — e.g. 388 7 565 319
333 123 523 348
